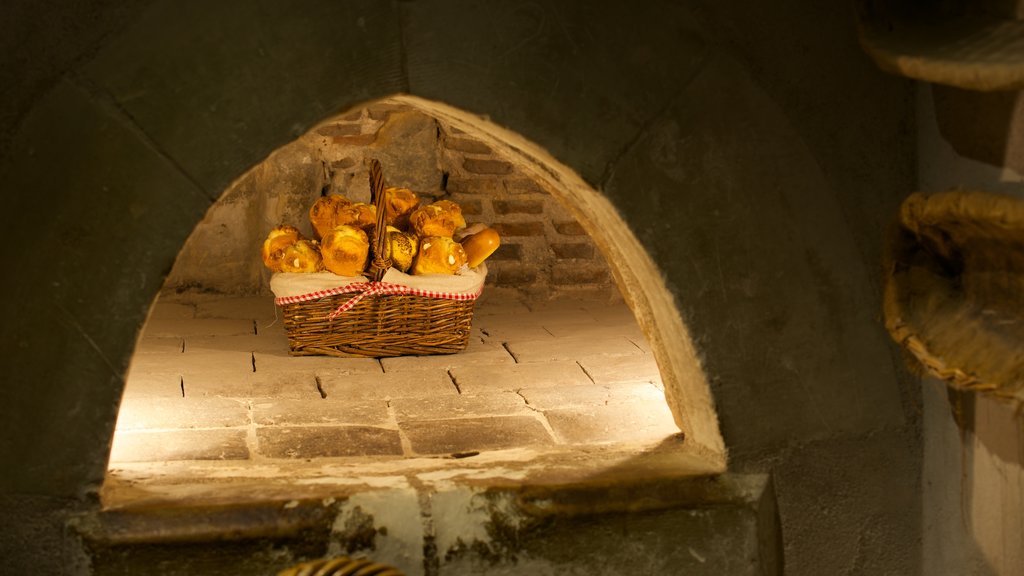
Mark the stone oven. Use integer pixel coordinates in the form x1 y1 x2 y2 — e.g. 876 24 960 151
105 95 726 514
4 1 1022 575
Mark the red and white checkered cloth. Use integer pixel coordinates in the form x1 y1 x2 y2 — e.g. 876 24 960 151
275 280 482 320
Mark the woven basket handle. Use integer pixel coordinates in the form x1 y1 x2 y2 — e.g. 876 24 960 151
366 158 392 282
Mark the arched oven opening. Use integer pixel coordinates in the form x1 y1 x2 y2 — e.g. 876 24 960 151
103 96 724 507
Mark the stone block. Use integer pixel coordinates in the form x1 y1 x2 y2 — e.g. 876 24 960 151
178 335 267 358
250 370 322 400
503 177 546 195
379 340 514 373
317 370 458 401
144 318 255 338
520 382 666 410
474 322 553 343
504 335 644 363
146 300 195 322
446 177 505 196
551 242 595 260
491 264 538 287
108 429 250 463
370 110 443 191
255 426 403 458
541 320 645 341
473 288 530 315
331 133 378 147
452 197 483 216
491 222 545 237
315 123 363 138
544 399 678 444
577 355 663 386
191 295 279 324
444 136 492 155
115 397 249 430
392 392 528 422
131 336 185 355
493 199 545 215
551 265 610 286
252 398 389 427
463 158 513 175
180 369 254 399
121 371 188 399
450 361 591 394
254 351 381 375
553 220 587 236
486 243 522 261
400 415 554 455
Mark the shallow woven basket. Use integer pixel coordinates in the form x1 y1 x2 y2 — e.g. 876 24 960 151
884 189 1024 400
279 159 477 358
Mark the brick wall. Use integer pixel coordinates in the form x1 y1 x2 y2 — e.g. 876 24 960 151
165 99 619 300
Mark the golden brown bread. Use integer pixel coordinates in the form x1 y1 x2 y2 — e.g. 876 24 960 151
412 236 468 275
383 226 418 273
309 194 351 240
262 225 303 272
384 187 420 228
335 202 377 231
409 200 467 238
460 226 501 268
321 225 369 277
279 239 323 273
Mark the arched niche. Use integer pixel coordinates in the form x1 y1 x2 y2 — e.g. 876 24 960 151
104 95 726 500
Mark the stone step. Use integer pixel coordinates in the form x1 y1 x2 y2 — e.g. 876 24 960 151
76 473 781 576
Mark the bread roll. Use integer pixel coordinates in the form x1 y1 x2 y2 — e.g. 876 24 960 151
460 226 501 268
335 202 377 231
262 225 303 272
384 187 420 228
409 200 467 238
384 226 418 273
279 239 323 273
412 236 468 275
309 194 351 239
321 225 369 277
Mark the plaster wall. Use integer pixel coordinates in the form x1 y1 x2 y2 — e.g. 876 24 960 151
0 1 920 574
917 84 1024 576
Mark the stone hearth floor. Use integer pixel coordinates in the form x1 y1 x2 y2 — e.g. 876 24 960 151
108 289 678 479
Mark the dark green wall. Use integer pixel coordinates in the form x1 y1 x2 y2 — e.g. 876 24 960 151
0 1 920 574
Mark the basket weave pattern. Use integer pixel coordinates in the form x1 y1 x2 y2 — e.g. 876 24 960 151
282 294 474 357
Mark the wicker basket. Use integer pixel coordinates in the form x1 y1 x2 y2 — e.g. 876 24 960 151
276 159 480 358
278 556 404 576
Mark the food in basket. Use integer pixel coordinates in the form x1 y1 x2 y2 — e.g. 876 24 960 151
383 186 420 228
460 226 501 268
320 225 370 277
279 239 323 273
336 202 377 231
413 236 468 275
409 200 467 237
261 225 303 272
383 225 418 272
309 194 351 239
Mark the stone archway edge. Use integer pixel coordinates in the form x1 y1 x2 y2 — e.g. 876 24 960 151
378 95 728 468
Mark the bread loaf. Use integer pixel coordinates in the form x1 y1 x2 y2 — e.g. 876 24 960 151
412 236 468 275
262 225 303 272
321 225 369 277
409 200 467 238
460 227 501 268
